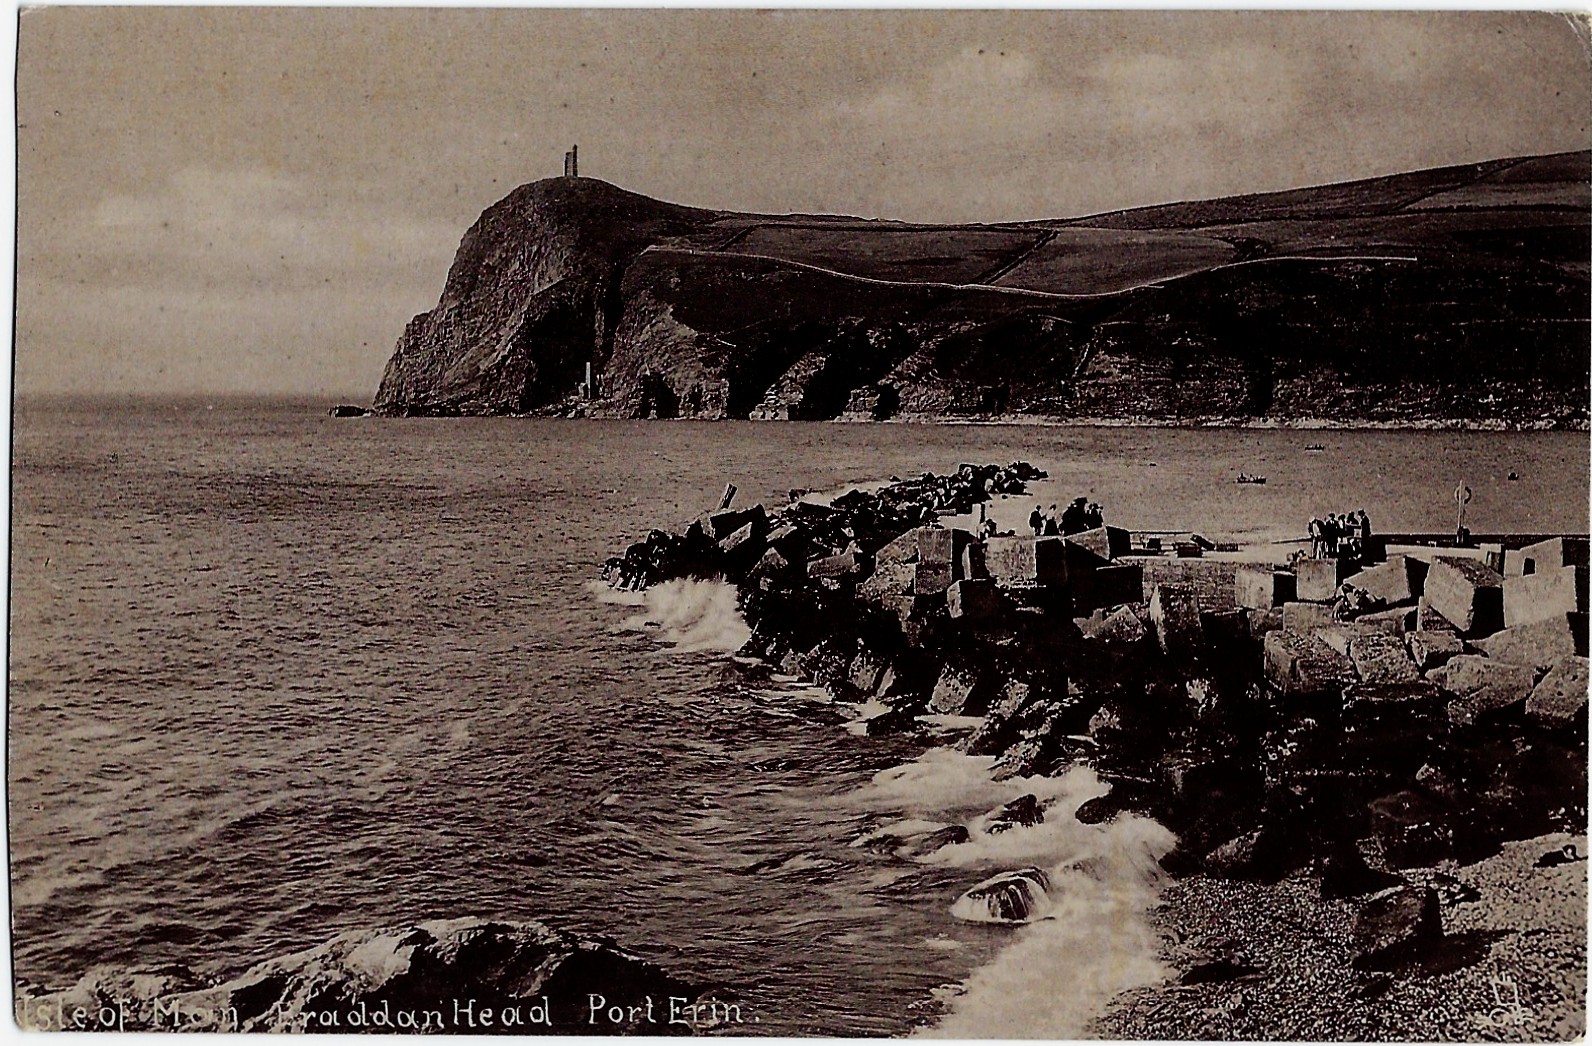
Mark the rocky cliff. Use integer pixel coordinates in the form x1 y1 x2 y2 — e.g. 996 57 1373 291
374 153 1591 427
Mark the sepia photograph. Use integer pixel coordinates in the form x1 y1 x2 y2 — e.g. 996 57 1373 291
9 7 1591 1038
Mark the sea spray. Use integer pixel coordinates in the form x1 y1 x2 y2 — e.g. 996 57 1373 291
614 578 751 653
843 748 1177 1039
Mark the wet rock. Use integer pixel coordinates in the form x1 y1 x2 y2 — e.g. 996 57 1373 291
1235 566 1296 610
1368 790 1454 868
1352 885 1442 968
1423 556 1505 637
1526 656 1590 729
1203 828 1290 882
1472 614 1586 670
950 868 1053 923
1406 630 1464 671
929 664 990 716
847 652 888 695
1431 655 1537 727
1341 682 1446 760
17 918 698 1033
984 794 1045 834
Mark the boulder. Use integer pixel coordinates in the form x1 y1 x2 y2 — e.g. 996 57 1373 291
700 505 766 542
895 824 971 858
1423 556 1505 637
1295 558 1347 603
1368 791 1454 868
1315 623 1377 657
1235 566 1297 610
947 578 1007 622
874 528 920 565
950 868 1053 924
1347 632 1421 685
1354 606 1416 636
1086 605 1149 646
1416 597 1458 634
1343 555 1425 609
1263 630 1357 699
929 664 989 716
1245 607 1285 639
1352 886 1442 966
856 556 914 606
1149 583 1204 661
1432 655 1537 727
1406 630 1464 671
808 550 870 580
1282 601 1337 632
1472 614 1586 670
1503 566 1588 629
847 652 888 695
1342 682 1446 758
15 918 697 1033
1525 656 1589 729
915 528 973 593
983 535 1067 588
1066 525 1131 561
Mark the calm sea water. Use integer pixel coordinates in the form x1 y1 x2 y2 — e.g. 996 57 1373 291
9 399 1587 1035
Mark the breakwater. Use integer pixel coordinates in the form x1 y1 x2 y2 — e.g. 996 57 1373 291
606 465 1588 979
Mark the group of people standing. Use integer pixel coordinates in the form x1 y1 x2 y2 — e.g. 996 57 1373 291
1309 510 1372 559
1028 497 1104 537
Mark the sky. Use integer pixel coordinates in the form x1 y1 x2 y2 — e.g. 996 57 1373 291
14 8 1592 399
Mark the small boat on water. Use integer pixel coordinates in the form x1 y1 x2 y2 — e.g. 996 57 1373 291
1508 471 1521 481
1305 443 1326 452
1236 473 1267 485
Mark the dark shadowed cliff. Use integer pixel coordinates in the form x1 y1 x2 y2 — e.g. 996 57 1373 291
374 153 1591 427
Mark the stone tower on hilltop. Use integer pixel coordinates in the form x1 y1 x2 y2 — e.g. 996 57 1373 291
562 145 578 178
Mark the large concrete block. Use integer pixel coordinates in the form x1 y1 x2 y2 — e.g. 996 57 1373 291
1282 601 1337 632
1073 563 1145 615
1066 526 1130 562
1295 558 1347 602
1343 555 1425 608
947 578 1007 622
1472 614 1586 670
1526 656 1590 729
983 535 1068 588
1406 631 1464 671
1149 583 1204 660
914 561 954 595
1416 597 1457 634
1245 607 1285 639
1506 535 1590 576
918 528 973 573
700 505 766 541
1503 566 1588 628
1356 606 1415 636
929 664 988 715
1263 630 1356 698
847 652 888 695
1348 632 1421 685
1423 557 1505 637
1342 682 1446 756
1089 605 1149 646
809 550 871 579
874 529 921 566
1429 654 1536 726
1235 566 1297 610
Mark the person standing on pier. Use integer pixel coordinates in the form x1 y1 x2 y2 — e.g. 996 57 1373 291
1308 516 1325 558
1029 505 1044 536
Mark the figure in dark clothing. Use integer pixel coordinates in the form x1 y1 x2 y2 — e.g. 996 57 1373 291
1061 497 1088 535
1308 517 1325 559
1085 503 1104 529
1358 510 1371 544
1044 505 1061 537
1029 505 1044 536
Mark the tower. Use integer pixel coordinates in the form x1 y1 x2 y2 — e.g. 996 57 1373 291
563 144 578 178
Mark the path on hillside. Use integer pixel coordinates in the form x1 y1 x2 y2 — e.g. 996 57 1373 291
639 245 1421 302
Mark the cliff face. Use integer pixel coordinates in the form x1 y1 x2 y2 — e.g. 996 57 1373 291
374 153 1591 426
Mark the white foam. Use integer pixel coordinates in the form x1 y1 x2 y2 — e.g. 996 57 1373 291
614 578 751 653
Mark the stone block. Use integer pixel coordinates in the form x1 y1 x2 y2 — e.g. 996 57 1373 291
1245 607 1284 639
1348 632 1421 685
1506 535 1590 576
1353 886 1441 965
809 551 870 580
1355 606 1415 636
1431 654 1536 726
1149 584 1204 661
1282 601 1337 633
847 652 888 695
914 561 955 595
873 529 920 566
1090 605 1149 646
1423 557 1504 637
983 535 1067 588
1295 558 1347 603
700 505 766 541
917 528 973 573
1503 566 1587 628
930 664 989 715
1263 630 1356 698
1472 613 1586 670
947 579 1007 622
1066 526 1130 562
1406 631 1464 672
1073 563 1145 615
857 556 914 606
1316 623 1375 657
1526 656 1590 729
1416 597 1457 634
1235 566 1297 610
1343 555 1425 608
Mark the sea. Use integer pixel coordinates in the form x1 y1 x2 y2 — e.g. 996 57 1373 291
8 397 1588 1036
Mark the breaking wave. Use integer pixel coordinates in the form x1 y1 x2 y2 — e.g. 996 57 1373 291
614 578 751 654
847 748 1176 1039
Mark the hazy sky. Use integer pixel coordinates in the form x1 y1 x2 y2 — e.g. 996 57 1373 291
15 9 1591 398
